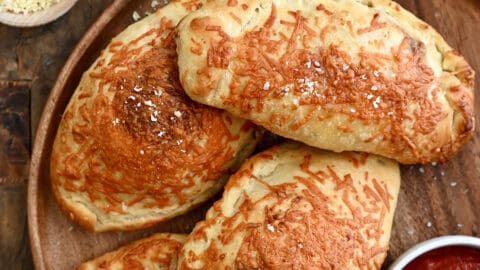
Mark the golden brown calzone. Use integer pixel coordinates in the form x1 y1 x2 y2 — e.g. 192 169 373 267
178 142 401 269
50 0 260 232
176 0 474 164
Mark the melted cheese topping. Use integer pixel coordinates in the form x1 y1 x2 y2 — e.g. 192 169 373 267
206 6 442 154
177 0 475 164
179 143 400 269
55 6 253 217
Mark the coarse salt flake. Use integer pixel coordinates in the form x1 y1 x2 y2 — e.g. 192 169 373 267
140 150 145 155
266 224 275 232
427 221 432 227
373 96 381 109
174 111 182 117
144 100 155 107
151 0 160 8
132 11 141 21
133 86 143 92
150 114 158 122
154 89 163 96
450 182 457 187
263 81 271 90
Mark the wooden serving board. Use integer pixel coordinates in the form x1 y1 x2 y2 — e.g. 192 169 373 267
27 0 480 269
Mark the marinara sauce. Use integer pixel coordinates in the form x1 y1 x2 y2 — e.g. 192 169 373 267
404 246 480 270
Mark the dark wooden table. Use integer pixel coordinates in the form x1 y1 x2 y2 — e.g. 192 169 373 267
0 2 110 269
1 0 479 269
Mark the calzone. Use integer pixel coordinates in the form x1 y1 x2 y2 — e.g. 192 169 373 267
50 0 259 232
176 0 475 164
178 143 401 269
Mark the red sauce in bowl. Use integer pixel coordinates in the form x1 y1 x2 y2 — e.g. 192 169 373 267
404 245 480 270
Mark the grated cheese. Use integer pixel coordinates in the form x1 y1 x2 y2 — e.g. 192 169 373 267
0 0 61 14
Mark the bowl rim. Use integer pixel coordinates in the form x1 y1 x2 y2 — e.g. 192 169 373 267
0 0 79 27
389 235 480 269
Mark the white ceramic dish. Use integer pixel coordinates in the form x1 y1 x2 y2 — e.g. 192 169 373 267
389 235 480 269
0 0 78 27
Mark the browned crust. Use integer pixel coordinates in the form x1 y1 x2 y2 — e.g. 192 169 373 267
178 143 401 269
372 0 475 162
176 0 475 164
50 0 261 232
77 233 187 270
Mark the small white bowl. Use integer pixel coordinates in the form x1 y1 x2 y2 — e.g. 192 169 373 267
0 0 78 27
389 235 480 270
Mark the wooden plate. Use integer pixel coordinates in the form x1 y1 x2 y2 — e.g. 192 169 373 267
0 0 79 27
28 0 480 269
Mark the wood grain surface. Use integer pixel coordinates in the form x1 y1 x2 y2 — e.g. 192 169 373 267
0 1 111 269
0 0 478 269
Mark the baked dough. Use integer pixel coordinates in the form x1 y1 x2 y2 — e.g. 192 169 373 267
77 233 186 270
176 0 474 164
178 142 400 269
50 0 260 232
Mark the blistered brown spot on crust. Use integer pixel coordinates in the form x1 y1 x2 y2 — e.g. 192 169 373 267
190 16 211 31
180 0 203 11
61 17 238 213
227 0 238 7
